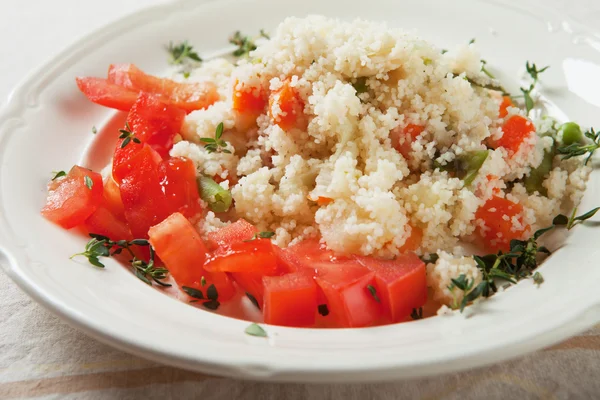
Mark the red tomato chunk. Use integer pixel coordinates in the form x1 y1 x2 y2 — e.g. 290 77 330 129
263 271 318 327
353 253 426 323
314 262 382 328
148 212 235 300
41 166 103 229
204 239 280 275
75 77 138 112
108 64 219 113
207 218 257 249
126 92 186 159
84 205 132 241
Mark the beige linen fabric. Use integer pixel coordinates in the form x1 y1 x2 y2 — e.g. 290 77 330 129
0 270 599 399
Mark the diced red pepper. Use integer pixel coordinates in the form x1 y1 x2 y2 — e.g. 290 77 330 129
475 195 528 252
75 77 138 111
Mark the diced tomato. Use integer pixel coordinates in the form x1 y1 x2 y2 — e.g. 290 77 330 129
232 79 268 131
75 77 138 111
103 176 125 220
148 212 235 300
490 115 535 154
126 92 186 158
499 96 513 118
84 205 132 241
263 271 318 327
281 238 347 273
314 261 381 328
108 64 219 113
118 144 171 238
204 239 279 275
231 272 265 305
475 195 528 252
268 79 307 131
207 218 257 249
390 123 425 158
398 224 423 253
353 253 426 323
41 166 103 229
159 157 202 221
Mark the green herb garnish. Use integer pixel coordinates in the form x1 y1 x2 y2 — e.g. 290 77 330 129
318 304 329 317
244 231 275 242
51 170 66 180
182 286 204 299
519 61 549 114
119 122 140 148
410 307 424 320
367 284 380 303
465 76 508 95
71 234 171 287
196 175 233 213
553 206 600 230
167 41 202 65
84 175 93 190
92 126 97 134
259 29 270 40
245 323 268 337
420 253 439 264
533 271 544 287
201 276 207 287
230 31 258 58
200 122 231 154
557 127 600 165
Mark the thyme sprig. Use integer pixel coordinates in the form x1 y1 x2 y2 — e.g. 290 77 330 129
519 61 549 114
553 206 600 230
71 234 171 287
556 127 600 165
51 170 66 180
167 41 202 65
200 122 231 154
182 284 220 310
119 122 140 148
244 231 275 242
229 29 270 58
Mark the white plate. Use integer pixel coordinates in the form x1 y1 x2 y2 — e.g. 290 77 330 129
1 0 600 382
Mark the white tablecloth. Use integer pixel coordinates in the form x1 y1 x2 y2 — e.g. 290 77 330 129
0 1 599 398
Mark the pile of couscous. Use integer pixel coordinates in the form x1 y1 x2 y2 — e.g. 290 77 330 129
47 16 595 327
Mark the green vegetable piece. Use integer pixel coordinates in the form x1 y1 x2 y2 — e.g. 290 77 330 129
560 122 583 146
245 323 268 337
524 144 554 196
352 77 368 94
197 175 232 213
438 150 488 186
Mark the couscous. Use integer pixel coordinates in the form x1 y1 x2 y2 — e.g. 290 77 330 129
43 16 597 328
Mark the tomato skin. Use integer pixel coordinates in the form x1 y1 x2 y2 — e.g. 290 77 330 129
126 92 186 158
491 115 535 154
204 239 279 275
118 144 171 238
353 253 426 323
207 219 257 249
159 157 202 222
108 64 219 113
84 205 132 241
268 79 307 131
75 77 138 111
499 96 513 118
390 124 425 158
263 271 318 327
148 212 235 300
476 195 528 252
41 166 104 229
314 262 381 328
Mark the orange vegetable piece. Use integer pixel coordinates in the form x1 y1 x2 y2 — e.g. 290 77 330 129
475 195 528 252
499 96 513 118
268 79 307 131
232 79 267 131
490 115 535 154
398 224 423 253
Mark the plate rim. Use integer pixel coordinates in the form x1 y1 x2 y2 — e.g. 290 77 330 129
1 0 600 382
